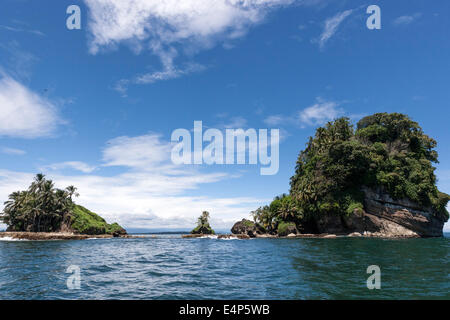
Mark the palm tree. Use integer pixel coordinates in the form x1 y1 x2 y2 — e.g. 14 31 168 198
1 174 81 232
66 186 79 202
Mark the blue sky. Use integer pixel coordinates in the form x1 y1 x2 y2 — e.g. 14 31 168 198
0 0 449 230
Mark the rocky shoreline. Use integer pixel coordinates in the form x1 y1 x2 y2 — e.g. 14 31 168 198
0 232 137 241
182 231 421 239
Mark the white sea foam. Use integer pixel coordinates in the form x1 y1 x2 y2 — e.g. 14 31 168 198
199 235 218 239
219 237 241 241
199 235 243 240
0 236 28 241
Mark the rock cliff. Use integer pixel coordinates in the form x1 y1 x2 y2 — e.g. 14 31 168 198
315 187 446 237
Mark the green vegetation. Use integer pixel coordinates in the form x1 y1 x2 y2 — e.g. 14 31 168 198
277 222 297 236
191 211 215 234
0 174 125 235
71 205 125 235
252 113 450 232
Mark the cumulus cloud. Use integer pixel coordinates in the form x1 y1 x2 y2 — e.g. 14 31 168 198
318 9 353 49
0 168 262 230
83 0 315 91
102 134 173 169
298 98 343 126
0 129 273 229
84 0 296 54
0 75 62 138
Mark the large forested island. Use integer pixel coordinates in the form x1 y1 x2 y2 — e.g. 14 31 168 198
232 113 449 238
0 174 127 240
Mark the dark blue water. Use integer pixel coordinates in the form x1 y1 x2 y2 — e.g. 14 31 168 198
0 234 449 300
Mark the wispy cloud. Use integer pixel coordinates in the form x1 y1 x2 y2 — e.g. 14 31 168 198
0 24 45 37
0 74 63 138
115 61 206 96
0 147 26 156
264 97 344 128
0 41 38 80
43 161 97 174
264 115 285 126
218 116 248 129
317 9 353 49
393 13 422 26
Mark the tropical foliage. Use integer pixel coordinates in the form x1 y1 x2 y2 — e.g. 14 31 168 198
252 113 450 230
0 174 77 232
1 174 125 234
191 211 215 234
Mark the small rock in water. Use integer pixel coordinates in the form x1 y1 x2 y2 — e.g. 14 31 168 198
287 233 296 238
348 232 362 237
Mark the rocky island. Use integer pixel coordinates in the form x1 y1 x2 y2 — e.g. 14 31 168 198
182 211 216 238
0 174 127 240
232 113 449 239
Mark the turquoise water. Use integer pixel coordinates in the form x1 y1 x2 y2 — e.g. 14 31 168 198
0 234 449 300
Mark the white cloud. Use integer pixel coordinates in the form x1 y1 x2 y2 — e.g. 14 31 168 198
44 161 97 173
0 168 263 230
115 61 206 96
318 9 353 49
393 13 422 26
102 134 172 169
0 24 45 37
0 75 62 138
1 147 26 155
84 0 296 55
220 116 248 129
264 115 285 126
0 131 272 229
264 98 343 128
84 0 316 90
298 98 342 126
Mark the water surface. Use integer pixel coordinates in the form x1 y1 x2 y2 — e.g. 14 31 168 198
0 234 448 299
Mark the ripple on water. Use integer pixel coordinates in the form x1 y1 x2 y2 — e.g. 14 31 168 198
0 236 448 299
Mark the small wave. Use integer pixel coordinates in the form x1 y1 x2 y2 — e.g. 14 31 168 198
199 235 243 240
199 235 218 239
0 237 28 241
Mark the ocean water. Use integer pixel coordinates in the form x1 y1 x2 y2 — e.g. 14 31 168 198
0 234 449 300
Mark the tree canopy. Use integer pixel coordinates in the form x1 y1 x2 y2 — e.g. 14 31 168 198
191 211 215 234
1 174 125 235
1 174 77 232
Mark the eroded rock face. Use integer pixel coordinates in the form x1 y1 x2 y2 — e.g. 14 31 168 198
231 219 265 238
313 187 446 237
362 187 445 237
